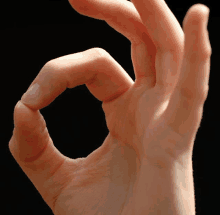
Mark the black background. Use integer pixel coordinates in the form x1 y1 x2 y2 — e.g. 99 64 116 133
1 0 218 214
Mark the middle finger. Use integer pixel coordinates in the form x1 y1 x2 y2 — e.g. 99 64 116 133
132 0 184 53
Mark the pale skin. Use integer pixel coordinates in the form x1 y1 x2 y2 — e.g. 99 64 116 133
9 0 211 215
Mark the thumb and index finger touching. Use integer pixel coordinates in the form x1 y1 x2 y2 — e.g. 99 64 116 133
9 0 183 160
9 0 174 176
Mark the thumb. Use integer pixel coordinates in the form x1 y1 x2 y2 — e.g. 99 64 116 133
10 100 52 162
9 100 67 209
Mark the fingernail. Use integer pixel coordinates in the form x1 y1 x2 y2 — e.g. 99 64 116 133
21 83 41 105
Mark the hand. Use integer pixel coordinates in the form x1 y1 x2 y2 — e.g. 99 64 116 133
9 0 211 215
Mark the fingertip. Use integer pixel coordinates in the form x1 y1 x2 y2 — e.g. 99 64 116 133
13 100 28 128
198 4 210 16
14 100 32 114
11 100 49 163
189 4 209 17
14 100 41 129
183 4 210 30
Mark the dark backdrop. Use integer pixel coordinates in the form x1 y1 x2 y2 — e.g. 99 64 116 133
1 0 218 214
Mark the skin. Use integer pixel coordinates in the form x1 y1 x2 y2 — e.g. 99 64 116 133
9 0 211 214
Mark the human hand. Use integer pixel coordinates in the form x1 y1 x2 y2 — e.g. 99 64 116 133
9 0 211 215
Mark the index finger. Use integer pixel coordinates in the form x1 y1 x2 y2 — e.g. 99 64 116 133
68 0 152 45
20 48 134 110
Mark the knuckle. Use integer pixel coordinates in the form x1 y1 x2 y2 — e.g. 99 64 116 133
199 47 212 60
41 60 63 80
45 59 65 74
186 50 211 64
204 46 212 58
44 60 56 70
43 61 57 75
179 85 209 102
93 47 109 58
200 86 209 101
91 47 110 63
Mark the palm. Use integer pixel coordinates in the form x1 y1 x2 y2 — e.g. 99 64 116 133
52 94 173 215
52 46 189 215
102 39 193 164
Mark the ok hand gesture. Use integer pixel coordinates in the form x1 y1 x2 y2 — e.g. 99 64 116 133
9 1 211 214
